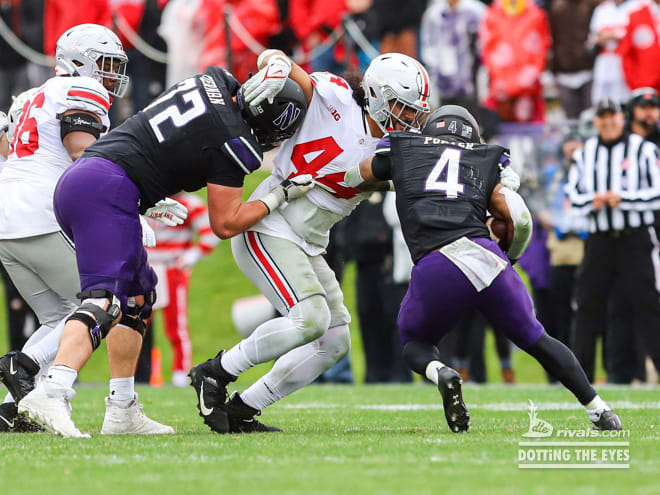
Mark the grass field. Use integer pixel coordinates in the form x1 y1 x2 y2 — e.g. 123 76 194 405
1 384 658 494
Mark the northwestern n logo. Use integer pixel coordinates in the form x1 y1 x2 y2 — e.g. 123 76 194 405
273 103 301 131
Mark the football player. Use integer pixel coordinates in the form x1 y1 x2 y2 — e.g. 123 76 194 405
188 51 434 434
18 60 310 438
0 24 175 434
346 105 622 432
0 111 8 160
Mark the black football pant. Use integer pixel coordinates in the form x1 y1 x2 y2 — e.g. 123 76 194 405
573 229 660 382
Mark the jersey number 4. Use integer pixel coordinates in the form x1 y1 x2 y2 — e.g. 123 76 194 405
425 148 464 198
11 91 45 158
145 78 207 143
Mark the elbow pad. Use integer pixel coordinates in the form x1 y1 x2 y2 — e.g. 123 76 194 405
58 112 107 140
500 187 532 261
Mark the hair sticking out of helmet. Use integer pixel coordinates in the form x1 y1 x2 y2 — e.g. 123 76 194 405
238 78 307 151
361 53 431 133
422 105 482 143
55 24 129 98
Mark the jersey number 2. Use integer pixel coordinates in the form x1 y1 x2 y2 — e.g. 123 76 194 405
425 148 464 198
146 78 207 143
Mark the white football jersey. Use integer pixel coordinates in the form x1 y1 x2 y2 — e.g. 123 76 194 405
0 76 111 239
249 72 380 256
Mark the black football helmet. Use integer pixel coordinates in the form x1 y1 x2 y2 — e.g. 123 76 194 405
237 78 307 149
422 105 481 143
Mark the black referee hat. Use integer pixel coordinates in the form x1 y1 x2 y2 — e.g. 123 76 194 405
595 98 622 116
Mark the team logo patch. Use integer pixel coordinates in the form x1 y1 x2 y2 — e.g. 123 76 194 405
273 103 301 131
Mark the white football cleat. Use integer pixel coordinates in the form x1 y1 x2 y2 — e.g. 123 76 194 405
18 379 90 438
101 394 175 435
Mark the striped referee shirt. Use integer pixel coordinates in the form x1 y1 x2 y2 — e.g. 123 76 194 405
565 133 660 233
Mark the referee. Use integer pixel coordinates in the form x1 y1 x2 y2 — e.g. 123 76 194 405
565 98 660 382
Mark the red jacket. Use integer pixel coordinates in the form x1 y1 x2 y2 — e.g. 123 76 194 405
44 0 112 55
618 2 660 92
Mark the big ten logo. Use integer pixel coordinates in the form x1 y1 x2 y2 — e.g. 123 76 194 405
328 105 341 122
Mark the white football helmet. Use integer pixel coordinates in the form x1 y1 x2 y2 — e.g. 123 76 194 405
7 88 37 143
55 23 129 98
362 53 431 133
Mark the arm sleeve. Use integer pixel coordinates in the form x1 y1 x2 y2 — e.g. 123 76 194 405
372 136 393 180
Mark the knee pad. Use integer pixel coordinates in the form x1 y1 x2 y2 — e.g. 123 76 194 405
117 314 146 337
289 294 331 343
67 290 121 351
319 324 351 363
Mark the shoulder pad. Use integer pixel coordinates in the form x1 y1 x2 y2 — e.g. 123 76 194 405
310 72 353 106
60 76 111 116
205 65 240 96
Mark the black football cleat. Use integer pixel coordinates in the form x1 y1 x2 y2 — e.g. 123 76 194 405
226 393 282 434
591 410 623 431
0 351 40 402
0 402 43 433
437 367 470 433
189 350 237 434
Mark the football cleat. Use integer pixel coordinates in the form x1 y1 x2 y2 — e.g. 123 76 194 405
18 379 90 438
226 393 282 434
188 350 236 434
591 409 623 431
101 394 175 435
0 402 43 433
0 351 40 402
437 367 470 433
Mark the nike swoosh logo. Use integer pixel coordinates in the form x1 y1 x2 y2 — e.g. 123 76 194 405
199 382 214 416
0 415 14 428
9 358 16 375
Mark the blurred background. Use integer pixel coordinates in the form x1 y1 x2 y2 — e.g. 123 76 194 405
1 0 659 386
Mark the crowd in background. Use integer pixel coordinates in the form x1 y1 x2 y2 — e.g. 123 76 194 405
1 0 659 385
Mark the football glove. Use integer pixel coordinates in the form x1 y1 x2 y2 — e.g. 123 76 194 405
176 247 203 269
500 166 520 192
139 216 156 248
260 174 315 213
145 198 188 227
242 54 292 107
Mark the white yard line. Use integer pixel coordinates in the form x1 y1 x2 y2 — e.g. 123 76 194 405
283 401 660 411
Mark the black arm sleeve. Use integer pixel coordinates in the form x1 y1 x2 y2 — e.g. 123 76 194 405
372 153 393 181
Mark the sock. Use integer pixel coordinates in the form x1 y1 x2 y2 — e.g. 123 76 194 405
500 358 513 370
241 324 350 411
109 377 135 406
24 318 66 368
221 342 256 377
585 395 609 421
425 360 446 385
45 365 77 390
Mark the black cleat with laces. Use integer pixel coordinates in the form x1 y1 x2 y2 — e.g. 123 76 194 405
0 402 43 433
0 351 40 402
437 366 470 433
189 350 237 434
226 393 282 433
591 410 622 431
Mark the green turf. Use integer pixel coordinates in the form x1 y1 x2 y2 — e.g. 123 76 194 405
1 385 657 494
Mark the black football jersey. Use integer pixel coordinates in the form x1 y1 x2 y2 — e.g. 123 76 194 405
83 66 262 213
373 132 509 263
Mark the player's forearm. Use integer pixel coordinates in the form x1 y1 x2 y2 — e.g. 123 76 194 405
210 201 269 240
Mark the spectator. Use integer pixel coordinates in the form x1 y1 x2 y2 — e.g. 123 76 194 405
159 0 205 87
618 0 660 94
371 0 426 58
43 0 111 55
147 192 220 387
587 0 638 104
0 0 29 112
479 0 551 122
548 0 601 119
420 0 485 106
627 86 660 145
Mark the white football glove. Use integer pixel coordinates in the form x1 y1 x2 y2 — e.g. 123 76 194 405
176 247 203 269
242 54 292 107
145 198 188 227
139 216 156 248
260 174 315 212
500 166 520 192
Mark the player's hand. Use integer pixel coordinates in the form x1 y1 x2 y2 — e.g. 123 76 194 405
260 174 315 213
176 248 202 269
500 166 520 192
242 54 292 107
145 198 188 227
139 216 156 247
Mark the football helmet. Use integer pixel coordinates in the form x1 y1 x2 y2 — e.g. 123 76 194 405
422 105 481 143
237 78 307 149
55 24 129 98
361 53 431 133
7 88 37 143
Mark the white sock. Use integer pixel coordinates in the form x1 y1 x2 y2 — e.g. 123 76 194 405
425 360 446 385
45 365 78 390
585 395 609 420
241 324 350 411
23 317 67 368
109 377 135 406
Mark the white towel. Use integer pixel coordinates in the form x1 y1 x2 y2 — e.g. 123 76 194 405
439 237 508 292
